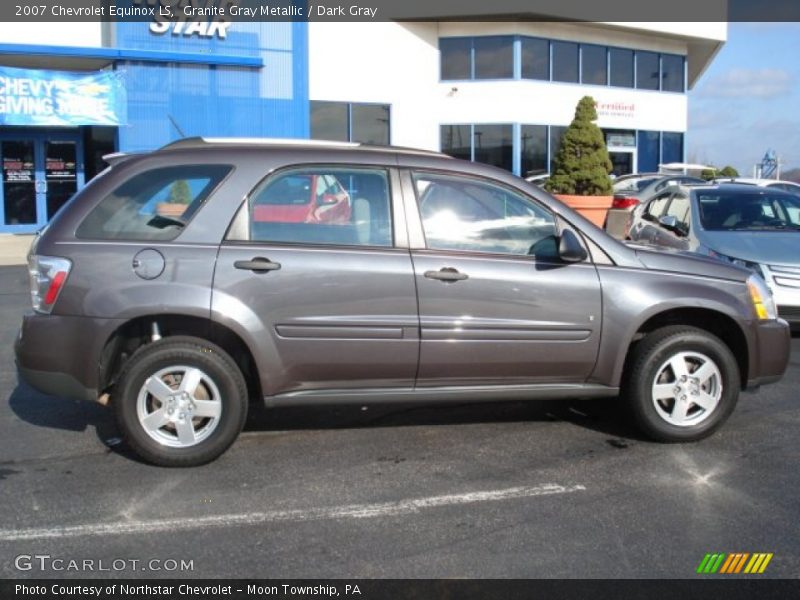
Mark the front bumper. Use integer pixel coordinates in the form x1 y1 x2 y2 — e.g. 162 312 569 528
746 318 791 388
14 313 124 402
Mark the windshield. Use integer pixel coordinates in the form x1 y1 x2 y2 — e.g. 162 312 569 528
697 191 800 231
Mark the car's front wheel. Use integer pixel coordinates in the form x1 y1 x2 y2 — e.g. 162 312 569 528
624 326 740 442
114 336 248 466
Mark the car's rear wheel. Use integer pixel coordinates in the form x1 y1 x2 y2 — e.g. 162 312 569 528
114 336 248 466
624 326 740 442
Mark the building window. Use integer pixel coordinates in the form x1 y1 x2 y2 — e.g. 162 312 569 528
581 45 607 86
310 101 349 142
440 38 472 80
661 54 685 92
310 101 391 145
636 51 660 90
552 41 579 83
521 37 549 80
440 125 472 161
662 132 684 164
474 36 514 79
637 130 660 173
520 125 548 177
609 48 634 88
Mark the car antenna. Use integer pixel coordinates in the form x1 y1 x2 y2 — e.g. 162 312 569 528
168 114 187 138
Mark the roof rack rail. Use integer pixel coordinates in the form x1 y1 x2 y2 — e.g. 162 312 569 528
159 137 361 151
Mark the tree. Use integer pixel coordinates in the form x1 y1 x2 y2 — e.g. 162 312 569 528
700 169 717 181
545 96 612 196
168 179 192 204
719 165 739 177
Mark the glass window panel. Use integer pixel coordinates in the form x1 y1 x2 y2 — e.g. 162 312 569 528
662 132 684 164
440 38 472 80
473 124 513 172
552 41 579 83
440 125 472 161
661 54 685 92
636 51 660 90
414 172 557 257
310 101 349 141
609 48 634 88
474 36 513 79
520 125 548 177
351 104 390 145
2 140 36 225
250 168 392 247
637 130 660 173
45 141 78 221
581 45 607 85
521 37 549 80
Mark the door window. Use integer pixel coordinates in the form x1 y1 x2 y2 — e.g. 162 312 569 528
248 168 393 248
664 194 690 234
413 172 557 258
1 140 36 225
644 193 671 221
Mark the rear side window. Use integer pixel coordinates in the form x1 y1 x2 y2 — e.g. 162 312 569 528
248 168 393 248
77 165 231 241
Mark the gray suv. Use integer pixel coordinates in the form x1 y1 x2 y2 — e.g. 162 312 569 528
15 139 791 466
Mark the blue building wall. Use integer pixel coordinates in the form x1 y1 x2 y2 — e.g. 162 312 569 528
114 22 309 152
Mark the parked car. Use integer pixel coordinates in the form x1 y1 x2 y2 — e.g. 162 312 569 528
16 140 790 466
628 183 800 325
252 172 351 224
713 177 800 196
605 174 705 239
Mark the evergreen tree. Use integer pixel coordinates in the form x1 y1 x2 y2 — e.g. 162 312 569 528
168 180 192 204
719 165 739 177
545 96 613 196
700 169 717 181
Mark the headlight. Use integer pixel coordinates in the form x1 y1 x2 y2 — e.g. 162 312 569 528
747 274 777 321
708 250 764 279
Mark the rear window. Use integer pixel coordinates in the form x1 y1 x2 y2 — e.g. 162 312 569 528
76 165 231 241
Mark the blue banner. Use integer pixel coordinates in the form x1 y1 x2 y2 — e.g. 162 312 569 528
0 66 127 127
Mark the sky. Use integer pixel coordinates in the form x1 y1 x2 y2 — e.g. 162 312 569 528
688 22 800 176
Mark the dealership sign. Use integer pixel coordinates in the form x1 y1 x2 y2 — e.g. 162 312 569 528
133 0 237 39
0 66 127 127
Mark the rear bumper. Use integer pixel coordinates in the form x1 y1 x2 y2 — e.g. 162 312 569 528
14 313 124 402
746 318 791 389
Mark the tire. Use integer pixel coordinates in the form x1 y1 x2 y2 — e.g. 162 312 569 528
623 326 740 442
113 336 248 467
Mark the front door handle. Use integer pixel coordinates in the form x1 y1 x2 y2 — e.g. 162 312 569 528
234 257 282 272
424 267 468 282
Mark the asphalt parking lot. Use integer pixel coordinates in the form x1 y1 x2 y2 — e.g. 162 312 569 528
1 264 798 580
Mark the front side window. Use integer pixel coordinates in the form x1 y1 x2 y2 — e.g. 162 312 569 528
413 172 558 258
665 195 691 233
645 193 671 221
77 165 231 241
248 168 393 247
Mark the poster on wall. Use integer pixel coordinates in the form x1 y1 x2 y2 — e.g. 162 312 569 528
3 158 34 182
0 66 127 127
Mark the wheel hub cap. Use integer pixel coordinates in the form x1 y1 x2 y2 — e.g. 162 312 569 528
651 351 722 428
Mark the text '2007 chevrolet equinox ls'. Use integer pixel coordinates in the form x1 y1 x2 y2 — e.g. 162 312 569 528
15 138 791 466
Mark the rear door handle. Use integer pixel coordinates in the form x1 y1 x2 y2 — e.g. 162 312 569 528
234 257 282 272
424 267 468 282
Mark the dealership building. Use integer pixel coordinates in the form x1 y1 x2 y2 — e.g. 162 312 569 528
0 18 726 233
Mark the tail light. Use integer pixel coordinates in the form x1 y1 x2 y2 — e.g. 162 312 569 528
28 255 72 314
611 197 640 210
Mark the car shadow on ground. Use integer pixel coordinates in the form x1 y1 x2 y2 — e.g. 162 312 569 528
8 378 645 466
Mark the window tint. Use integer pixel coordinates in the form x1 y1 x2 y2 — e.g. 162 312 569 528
474 37 513 79
414 173 558 258
521 37 549 80
441 38 471 80
351 104 390 145
636 51 660 90
661 54 685 92
249 168 392 247
441 125 472 161
609 48 634 88
552 41 579 83
310 101 349 142
520 125 548 177
77 165 230 241
581 45 607 85
472 124 513 171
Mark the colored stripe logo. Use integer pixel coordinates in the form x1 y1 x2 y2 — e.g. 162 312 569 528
697 553 773 574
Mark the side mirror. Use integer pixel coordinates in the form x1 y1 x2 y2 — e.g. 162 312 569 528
558 229 588 263
659 215 679 230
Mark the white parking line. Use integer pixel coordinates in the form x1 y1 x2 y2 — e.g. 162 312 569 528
0 483 585 542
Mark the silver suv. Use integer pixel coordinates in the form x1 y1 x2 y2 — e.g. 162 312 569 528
15 139 791 466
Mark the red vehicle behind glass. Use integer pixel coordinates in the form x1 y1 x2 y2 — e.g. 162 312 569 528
252 173 351 224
